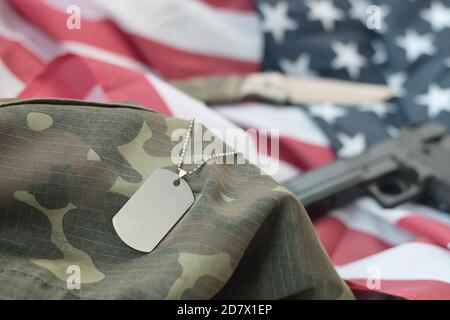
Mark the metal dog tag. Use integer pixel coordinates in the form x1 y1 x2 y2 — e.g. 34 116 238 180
113 169 194 253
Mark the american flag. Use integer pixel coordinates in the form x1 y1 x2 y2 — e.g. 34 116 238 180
0 0 449 299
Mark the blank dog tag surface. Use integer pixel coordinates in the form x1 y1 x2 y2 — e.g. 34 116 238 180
113 169 194 253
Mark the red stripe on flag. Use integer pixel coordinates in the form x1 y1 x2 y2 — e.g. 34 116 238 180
315 216 392 266
346 279 450 300
238 124 334 171
82 58 171 114
279 136 335 171
200 0 256 12
10 0 141 60
10 0 260 80
0 36 44 83
19 54 96 99
128 34 259 80
397 215 450 249
20 54 171 114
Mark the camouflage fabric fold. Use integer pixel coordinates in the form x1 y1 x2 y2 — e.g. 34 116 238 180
0 99 353 300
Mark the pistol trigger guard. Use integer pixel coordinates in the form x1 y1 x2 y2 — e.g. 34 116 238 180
367 180 422 208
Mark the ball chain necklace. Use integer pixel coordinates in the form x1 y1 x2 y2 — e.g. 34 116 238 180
175 118 238 182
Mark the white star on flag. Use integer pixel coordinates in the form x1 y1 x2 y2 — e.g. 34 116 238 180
420 1 450 32
386 125 400 138
308 102 346 123
396 29 436 62
349 0 370 21
360 102 395 118
416 84 450 117
260 1 298 43
279 54 317 76
372 40 388 65
337 132 366 158
305 0 344 31
386 72 407 97
331 41 367 78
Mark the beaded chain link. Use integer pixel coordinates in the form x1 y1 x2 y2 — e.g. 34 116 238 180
176 119 238 179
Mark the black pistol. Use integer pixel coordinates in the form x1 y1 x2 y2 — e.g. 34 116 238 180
284 122 450 219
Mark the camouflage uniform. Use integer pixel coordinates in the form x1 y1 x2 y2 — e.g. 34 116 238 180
0 99 353 299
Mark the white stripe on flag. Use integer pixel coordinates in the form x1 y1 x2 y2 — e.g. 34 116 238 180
60 42 153 74
0 0 154 74
337 242 450 283
0 0 58 62
45 0 262 62
83 85 109 102
375 201 450 225
0 59 25 97
215 103 331 147
330 198 417 246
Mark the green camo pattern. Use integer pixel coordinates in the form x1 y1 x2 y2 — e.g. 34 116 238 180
0 99 353 300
